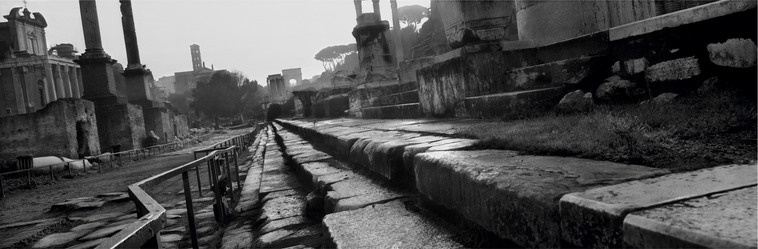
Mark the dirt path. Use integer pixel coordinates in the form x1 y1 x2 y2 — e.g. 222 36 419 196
0 128 253 226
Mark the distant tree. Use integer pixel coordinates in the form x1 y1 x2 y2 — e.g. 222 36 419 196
314 44 357 72
398 5 429 31
190 71 246 127
239 80 267 119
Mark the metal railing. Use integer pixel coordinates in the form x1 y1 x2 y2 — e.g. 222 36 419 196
97 129 259 249
0 135 213 198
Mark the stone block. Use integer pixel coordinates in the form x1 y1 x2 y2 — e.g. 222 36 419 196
623 186 756 249
322 200 462 248
707 38 757 68
645 56 701 82
414 150 667 248
261 196 306 221
459 87 565 119
560 163 756 248
360 103 421 119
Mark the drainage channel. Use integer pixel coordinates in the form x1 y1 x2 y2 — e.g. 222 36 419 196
222 123 514 248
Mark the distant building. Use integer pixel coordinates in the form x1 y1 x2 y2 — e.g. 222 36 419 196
0 7 83 117
172 44 225 95
267 74 289 105
154 75 175 95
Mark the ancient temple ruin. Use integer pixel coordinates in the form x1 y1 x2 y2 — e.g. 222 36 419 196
290 0 755 120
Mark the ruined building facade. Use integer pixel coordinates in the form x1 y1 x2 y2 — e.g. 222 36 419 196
0 8 84 117
303 0 756 120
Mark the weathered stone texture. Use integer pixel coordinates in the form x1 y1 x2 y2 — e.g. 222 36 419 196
0 99 99 166
438 0 518 48
560 163 756 248
707 38 757 68
415 150 667 248
101 103 145 151
645 57 701 82
322 200 463 248
624 186 757 249
556 90 594 113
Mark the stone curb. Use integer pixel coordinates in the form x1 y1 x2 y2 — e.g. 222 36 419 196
414 150 667 248
275 119 477 185
220 126 269 249
560 163 757 248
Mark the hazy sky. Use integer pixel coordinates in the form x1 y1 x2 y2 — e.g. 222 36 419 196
0 0 428 83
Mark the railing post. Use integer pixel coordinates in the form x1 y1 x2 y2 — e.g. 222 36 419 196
17 156 33 187
233 149 241 190
0 176 4 198
210 157 225 222
182 171 199 249
224 152 234 203
195 165 203 197
49 165 54 181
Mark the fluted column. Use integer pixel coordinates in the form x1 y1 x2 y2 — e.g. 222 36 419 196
52 65 65 98
62 65 73 97
75 68 83 97
69 66 81 98
44 64 57 101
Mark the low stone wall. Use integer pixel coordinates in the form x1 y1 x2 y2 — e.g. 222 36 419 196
0 99 100 168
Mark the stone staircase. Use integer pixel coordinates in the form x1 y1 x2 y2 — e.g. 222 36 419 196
351 80 422 119
253 118 757 248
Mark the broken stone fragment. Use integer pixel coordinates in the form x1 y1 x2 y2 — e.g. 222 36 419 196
641 93 678 105
707 38 757 68
556 90 594 114
645 56 701 82
596 76 646 102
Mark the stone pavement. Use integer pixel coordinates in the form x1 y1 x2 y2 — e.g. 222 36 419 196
274 118 757 248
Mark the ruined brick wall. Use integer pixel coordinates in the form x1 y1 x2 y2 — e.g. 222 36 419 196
0 99 100 165
172 114 189 138
143 108 172 144
103 103 145 151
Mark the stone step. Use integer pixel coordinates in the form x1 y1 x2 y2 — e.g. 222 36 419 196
351 80 419 97
495 55 607 95
457 87 565 119
272 125 471 248
276 119 477 184
560 163 757 248
367 89 420 107
360 102 421 119
275 117 757 248
415 150 668 248
322 200 463 248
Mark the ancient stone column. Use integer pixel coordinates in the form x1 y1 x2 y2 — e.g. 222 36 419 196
390 0 403 64
44 64 57 101
52 65 65 98
372 0 381 19
69 66 81 98
354 0 363 19
75 68 83 98
62 65 73 97
119 0 141 70
77 0 122 100
119 0 157 106
78 0 107 59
